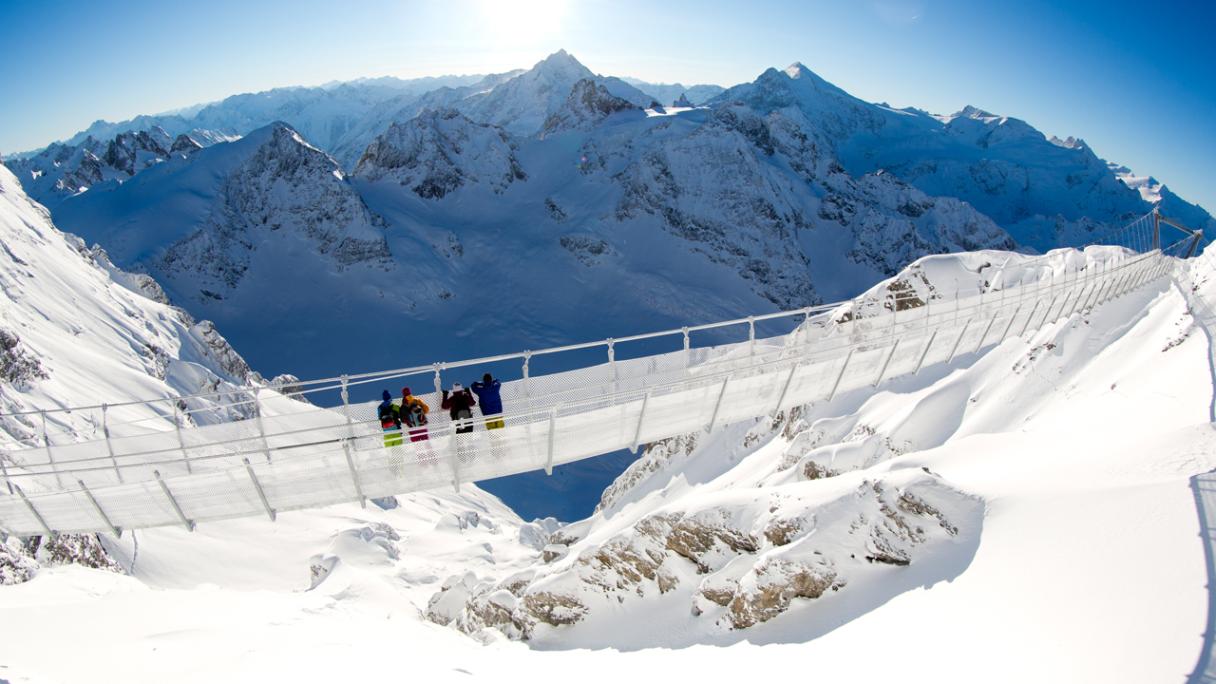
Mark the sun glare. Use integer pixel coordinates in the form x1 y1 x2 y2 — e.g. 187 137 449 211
474 0 568 47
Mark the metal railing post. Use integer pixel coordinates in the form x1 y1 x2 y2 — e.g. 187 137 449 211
40 411 64 489
254 388 272 464
340 375 355 441
748 316 756 356
545 408 557 476
0 453 12 495
78 479 121 538
873 339 900 387
607 339 617 388
13 484 53 537
631 391 652 454
773 362 800 415
998 304 1023 344
1153 208 1161 251
242 458 276 522
154 470 195 532
101 403 123 483
449 427 461 493
826 348 854 402
342 440 366 508
433 364 443 396
913 329 938 375
1018 299 1042 337
173 402 192 473
522 352 532 398
948 318 973 363
706 377 730 432
1041 294 1060 327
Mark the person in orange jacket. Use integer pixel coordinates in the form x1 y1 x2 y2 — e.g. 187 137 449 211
400 387 430 442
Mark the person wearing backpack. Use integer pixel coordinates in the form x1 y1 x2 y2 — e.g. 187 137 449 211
401 387 430 442
377 389 403 447
442 383 477 434
471 373 504 430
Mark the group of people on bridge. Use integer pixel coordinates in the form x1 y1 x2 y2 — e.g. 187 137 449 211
376 373 504 447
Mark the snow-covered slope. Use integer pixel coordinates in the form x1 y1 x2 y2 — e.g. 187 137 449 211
0 164 264 448
420 248 1216 678
1 246 1211 684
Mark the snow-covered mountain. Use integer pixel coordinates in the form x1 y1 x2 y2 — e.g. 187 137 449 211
353 109 527 197
55 82 1016 387
622 77 725 107
52 122 393 327
328 70 526 169
29 74 492 156
15 52 1210 254
3 127 205 212
1110 161 1216 240
712 63 1214 250
454 50 654 137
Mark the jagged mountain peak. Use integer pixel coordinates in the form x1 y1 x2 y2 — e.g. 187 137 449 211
1049 134 1088 151
528 49 595 82
353 107 525 198
953 104 999 121
540 79 639 136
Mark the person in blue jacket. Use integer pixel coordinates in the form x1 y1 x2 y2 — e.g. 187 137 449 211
377 389 403 446
471 373 504 429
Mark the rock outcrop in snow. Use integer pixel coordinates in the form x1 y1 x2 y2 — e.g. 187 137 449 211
428 464 977 640
158 123 391 293
354 109 526 198
3 126 199 209
540 79 640 137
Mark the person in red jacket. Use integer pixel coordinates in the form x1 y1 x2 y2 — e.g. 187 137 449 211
442 383 477 434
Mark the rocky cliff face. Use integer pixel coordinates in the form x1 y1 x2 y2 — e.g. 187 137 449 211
353 109 526 198
540 79 639 137
5 126 200 209
138 123 392 296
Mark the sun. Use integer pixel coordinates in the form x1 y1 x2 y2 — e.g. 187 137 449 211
474 0 568 48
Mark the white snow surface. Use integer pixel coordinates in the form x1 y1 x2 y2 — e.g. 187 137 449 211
0 165 261 445
1 231 1214 681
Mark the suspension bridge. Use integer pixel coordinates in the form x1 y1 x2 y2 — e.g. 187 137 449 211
0 211 1203 538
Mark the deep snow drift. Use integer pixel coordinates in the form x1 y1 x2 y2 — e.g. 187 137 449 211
2 232 1214 682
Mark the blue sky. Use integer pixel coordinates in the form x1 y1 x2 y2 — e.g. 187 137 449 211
1 0 1212 211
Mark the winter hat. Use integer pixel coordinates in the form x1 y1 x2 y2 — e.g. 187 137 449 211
382 390 391 401
402 387 412 396
452 383 463 392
